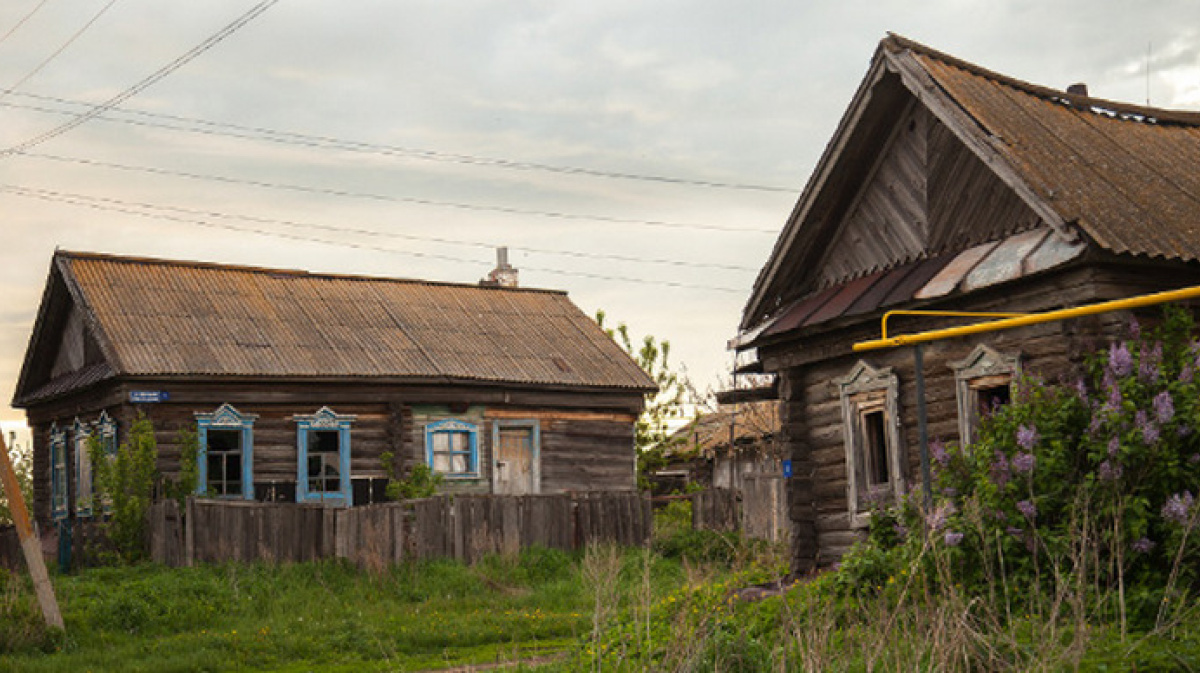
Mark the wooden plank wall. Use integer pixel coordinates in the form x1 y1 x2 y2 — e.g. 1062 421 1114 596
692 488 739 532
742 474 791 543
160 491 650 567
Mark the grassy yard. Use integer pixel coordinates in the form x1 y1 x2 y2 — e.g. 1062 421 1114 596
0 546 709 673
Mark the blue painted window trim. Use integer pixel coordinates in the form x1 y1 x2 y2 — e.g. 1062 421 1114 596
491 419 541 494
49 424 67 521
425 419 479 479
72 418 94 518
195 404 257 500
294 407 355 506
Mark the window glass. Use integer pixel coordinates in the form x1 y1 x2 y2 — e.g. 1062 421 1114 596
307 429 341 493
75 433 93 515
427 422 477 477
206 428 243 496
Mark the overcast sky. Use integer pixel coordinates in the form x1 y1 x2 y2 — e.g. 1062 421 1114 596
1 0 1198 424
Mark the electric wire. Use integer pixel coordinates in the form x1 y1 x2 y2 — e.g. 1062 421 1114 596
0 183 758 272
0 88 795 194
0 0 119 104
0 184 746 293
0 0 53 46
0 0 278 157
22 151 779 234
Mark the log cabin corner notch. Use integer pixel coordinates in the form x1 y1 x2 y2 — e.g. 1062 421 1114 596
734 34 1200 573
12 251 656 528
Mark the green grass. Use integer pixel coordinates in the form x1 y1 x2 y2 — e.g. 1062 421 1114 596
0 546 698 673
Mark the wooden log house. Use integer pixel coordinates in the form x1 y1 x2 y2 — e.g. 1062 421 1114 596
733 35 1200 572
13 251 654 529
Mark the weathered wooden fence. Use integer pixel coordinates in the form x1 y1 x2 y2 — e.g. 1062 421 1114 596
690 480 791 543
741 474 791 543
691 487 739 531
152 491 650 568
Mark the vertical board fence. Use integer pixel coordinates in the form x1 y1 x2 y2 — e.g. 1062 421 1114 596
153 491 650 567
741 474 791 543
691 488 740 532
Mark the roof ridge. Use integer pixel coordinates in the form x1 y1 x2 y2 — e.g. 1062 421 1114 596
55 249 567 295
884 32 1200 127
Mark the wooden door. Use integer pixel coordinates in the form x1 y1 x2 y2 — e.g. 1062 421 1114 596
494 423 537 495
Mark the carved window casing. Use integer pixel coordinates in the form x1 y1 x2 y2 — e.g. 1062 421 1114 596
95 411 117 513
49 424 68 521
195 404 257 500
426 419 479 479
72 418 93 517
951 345 1021 447
294 407 355 506
837 361 905 527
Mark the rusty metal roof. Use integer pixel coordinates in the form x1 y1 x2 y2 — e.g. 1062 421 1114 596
895 36 1200 264
758 227 1085 343
37 251 655 393
741 34 1200 336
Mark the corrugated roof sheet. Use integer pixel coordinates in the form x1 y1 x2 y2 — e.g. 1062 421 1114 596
895 35 1200 263
58 252 655 391
758 227 1085 342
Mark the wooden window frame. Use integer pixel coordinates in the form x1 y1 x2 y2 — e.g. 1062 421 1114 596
72 418 94 517
49 424 68 521
95 411 117 514
492 419 541 495
294 407 355 506
837 361 905 528
951 345 1021 447
425 419 479 480
195 403 257 500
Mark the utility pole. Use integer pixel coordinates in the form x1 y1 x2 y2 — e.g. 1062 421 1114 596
0 431 63 629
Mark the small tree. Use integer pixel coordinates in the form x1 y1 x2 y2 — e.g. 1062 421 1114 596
596 311 692 490
0 436 34 526
90 412 158 564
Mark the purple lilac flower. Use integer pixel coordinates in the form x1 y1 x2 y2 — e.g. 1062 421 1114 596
1178 424 1193 438
894 523 909 541
944 531 964 547
1103 376 1123 413
1005 526 1024 538
1128 316 1141 340
1162 492 1195 525
1154 391 1175 424
1017 500 1038 520
1132 537 1156 554
931 438 950 467
1137 410 1161 445
1088 415 1104 436
1108 436 1120 457
1140 342 1163 384
1109 342 1134 378
1012 452 1036 474
1074 378 1089 401
991 451 1011 488
992 509 1009 523
1016 425 1039 451
1190 453 1200 465
1098 460 1123 481
1181 364 1194 384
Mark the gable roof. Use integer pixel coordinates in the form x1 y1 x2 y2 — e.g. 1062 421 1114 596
742 34 1200 331
14 251 656 405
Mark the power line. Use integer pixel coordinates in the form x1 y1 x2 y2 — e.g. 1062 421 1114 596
0 0 278 157
23 151 780 234
0 0 52 46
0 184 747 293
0 0 119 104
0 88 796 194
0 183 758 271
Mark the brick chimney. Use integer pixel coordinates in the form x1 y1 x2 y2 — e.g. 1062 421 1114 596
481 247 518 288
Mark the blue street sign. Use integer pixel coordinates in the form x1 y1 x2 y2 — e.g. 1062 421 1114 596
129 391 170 403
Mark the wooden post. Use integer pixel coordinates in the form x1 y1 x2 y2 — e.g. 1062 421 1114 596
0 431 63 629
